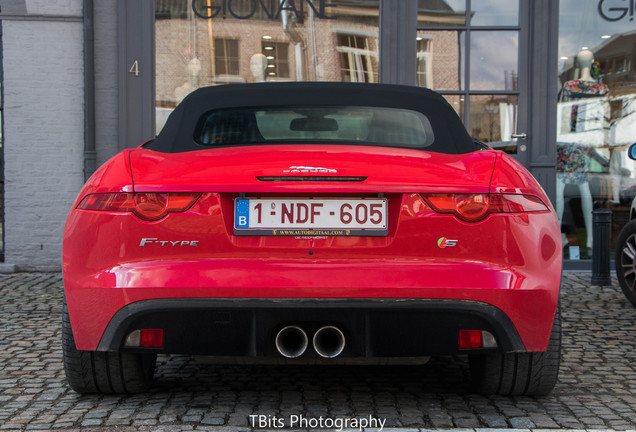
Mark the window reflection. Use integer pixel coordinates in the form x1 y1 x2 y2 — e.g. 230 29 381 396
337 34 378 83
470 95 518 153
155 0 380 134
470 31 518 91
471 0 518 26
417 0 466 27
417 31 464 91
557 2 636 259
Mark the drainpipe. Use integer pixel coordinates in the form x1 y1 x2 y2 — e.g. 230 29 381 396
83 0 96 182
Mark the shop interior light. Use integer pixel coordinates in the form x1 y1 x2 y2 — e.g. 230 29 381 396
264 46 274 50
262 35 272 39
267 56 275 60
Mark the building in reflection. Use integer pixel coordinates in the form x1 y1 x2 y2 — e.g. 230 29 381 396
156 0 464 113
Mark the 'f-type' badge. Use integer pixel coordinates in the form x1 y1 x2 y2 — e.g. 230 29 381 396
437 237 458 248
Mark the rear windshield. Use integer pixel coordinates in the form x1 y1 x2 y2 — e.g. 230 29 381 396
194 106 435 149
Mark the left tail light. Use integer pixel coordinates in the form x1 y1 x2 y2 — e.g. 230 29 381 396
77 192 201 221
421 193 548 222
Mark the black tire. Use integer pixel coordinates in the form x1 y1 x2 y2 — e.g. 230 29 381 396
62 298 156 394
469 305 561 396
615 219 636 306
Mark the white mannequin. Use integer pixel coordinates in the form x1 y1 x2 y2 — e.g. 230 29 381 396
250 53 268 82
577 50 594 82
557 49 597 252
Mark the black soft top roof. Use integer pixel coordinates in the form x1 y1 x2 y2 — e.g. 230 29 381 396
148 82 477 154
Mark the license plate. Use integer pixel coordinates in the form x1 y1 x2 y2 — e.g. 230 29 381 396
234 198 388 236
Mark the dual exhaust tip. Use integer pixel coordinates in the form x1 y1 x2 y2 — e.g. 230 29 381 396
275 325 345 359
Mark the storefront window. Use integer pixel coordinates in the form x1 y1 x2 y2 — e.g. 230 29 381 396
470 0 518 26
469 95 518 149
155 0 380 134
417 0 519 153
417 0 466 27
262 41 290 79
557 0 636 260
214 38 240 76
470 31 518 91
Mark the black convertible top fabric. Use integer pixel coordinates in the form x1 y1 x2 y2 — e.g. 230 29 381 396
147 82 478 154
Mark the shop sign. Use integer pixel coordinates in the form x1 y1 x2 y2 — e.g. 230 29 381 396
192 0 336 20
598 0 636 22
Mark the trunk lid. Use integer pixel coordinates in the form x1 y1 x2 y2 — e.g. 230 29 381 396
129 145 496 193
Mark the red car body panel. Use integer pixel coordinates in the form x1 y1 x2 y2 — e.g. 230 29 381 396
128 145 496 193
63 144 561 353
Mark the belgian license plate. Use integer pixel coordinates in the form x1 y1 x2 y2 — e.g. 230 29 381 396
234 198 388 236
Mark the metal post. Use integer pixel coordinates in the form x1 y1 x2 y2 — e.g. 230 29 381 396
591 208 612 286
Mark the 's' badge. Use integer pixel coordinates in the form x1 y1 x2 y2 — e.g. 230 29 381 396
437 237 458 248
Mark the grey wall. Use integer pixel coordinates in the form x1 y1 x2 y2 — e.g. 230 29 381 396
1 1 85 270
94 0 119 166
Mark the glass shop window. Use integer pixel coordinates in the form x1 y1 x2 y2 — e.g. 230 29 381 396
557 0 636 260
336 34 378 83
214 39 240 76
155 0 379 134
261 41 290 79
417 0 520 154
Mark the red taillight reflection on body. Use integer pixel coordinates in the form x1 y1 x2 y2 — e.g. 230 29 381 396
422 193 548 222
78 192 200 221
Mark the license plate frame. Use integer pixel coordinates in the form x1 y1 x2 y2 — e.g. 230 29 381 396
233 197 388 236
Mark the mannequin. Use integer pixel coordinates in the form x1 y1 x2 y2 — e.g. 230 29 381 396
250 53 268 82
557 50 609 252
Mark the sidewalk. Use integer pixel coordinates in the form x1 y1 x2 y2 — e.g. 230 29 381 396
1 272 636 431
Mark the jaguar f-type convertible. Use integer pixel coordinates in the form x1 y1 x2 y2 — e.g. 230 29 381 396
63 82 562 395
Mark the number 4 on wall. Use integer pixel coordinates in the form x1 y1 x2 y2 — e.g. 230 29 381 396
129 60 140 77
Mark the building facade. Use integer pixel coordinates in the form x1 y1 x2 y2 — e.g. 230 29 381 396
0 0 632 270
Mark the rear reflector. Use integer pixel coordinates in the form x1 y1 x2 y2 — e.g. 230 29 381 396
78 192 200 221
458 330 497 349
124 329 164 348
422 193 548 222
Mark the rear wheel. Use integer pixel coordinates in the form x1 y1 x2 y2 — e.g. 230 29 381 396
469 305 561 396
615 220 636 306
62 298 156 394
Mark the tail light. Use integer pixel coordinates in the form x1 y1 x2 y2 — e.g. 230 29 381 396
125 329 164 348
458 330 497 349
422 193 548 222
78 192 201 221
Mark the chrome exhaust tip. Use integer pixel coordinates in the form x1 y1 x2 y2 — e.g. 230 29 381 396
275 325 309 358
313 326 346 358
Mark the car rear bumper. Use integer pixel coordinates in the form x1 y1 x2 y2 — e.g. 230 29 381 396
97 298 526 357
65 258 560 353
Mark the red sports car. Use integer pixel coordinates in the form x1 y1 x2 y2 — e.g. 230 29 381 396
62 82 562 395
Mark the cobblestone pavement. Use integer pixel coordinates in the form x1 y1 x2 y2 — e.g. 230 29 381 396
1 272 636 431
